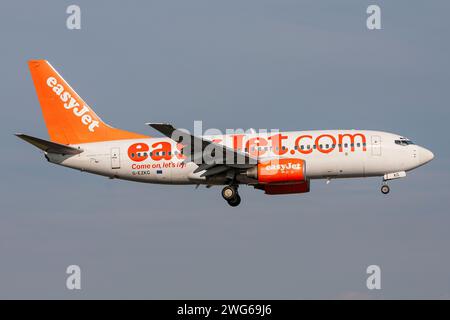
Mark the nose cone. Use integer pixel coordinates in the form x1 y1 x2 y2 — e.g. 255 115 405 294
419 147 434 165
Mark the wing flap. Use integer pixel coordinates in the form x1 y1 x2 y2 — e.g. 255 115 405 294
200 165 230 177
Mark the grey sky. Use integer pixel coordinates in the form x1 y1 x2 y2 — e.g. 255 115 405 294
0 0 449 299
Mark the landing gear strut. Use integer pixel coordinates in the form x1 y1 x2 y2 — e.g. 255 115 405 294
222 185 241 207
381 184 390 195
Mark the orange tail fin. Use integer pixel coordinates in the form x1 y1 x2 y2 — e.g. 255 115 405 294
28 60 149 145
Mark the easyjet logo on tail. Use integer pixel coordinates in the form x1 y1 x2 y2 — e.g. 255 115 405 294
46 77 99 132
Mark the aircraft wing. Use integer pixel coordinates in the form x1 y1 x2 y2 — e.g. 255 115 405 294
15 133 83 155
147 123 257 177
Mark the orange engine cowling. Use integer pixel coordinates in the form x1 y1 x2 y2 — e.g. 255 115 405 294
247 158 306 183
247 158 310 195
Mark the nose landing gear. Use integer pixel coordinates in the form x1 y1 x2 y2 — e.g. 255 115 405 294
381 184 390 194
380 172 407 195
222 185 241 207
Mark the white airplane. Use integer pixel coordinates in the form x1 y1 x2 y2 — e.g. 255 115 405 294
17 60 434 207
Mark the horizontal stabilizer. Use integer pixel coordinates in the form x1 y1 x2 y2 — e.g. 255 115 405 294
15 134 83 155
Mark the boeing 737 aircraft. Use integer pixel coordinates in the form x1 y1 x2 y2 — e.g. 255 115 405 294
17 60 434 206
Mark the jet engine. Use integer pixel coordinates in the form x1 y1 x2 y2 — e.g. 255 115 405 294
246 158 310 194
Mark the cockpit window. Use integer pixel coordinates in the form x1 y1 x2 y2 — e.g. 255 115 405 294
395 139 414 146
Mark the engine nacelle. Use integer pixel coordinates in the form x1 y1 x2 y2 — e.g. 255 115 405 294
246 158 306 183
247 158 309 195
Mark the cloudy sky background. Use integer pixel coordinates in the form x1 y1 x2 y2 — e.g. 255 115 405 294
0 0 449 298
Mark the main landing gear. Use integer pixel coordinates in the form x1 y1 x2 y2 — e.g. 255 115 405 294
222 185 241 207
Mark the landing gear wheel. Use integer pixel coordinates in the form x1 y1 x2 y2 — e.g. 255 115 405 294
381 185 390 194
222 185 237 201
227 194 241 207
